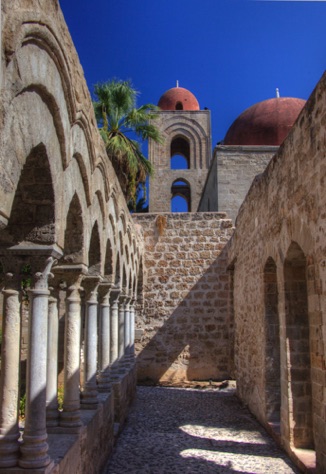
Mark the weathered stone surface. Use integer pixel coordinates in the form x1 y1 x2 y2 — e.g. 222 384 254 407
228 72 326 473
133 212 234 384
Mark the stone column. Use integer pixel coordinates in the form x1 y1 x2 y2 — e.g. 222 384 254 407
19 256 56 469
129 298 136 365
55 264 87 431
81 276 101 407
110 287 120 380
98 282 112 392
123 296 131 369
0 271 21 468
118 291 127 374
46 282 60 428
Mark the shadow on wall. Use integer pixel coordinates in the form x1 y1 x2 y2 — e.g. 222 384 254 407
136 246 233 383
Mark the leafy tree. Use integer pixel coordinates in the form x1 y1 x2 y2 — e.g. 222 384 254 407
93 79 163 209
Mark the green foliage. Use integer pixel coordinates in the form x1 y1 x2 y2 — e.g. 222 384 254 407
19 392 26 419
57 386 64 411
21 264 32 300
93 79 163 209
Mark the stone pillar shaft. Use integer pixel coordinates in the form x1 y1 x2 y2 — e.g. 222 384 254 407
130 302 136 363
46 293 59 427
81 278 100 406
0 275 21 468
124 299 131 368
98 284 111 391
110 289 120 379
60 279 83 429
19 257 55 469
118 295 126 373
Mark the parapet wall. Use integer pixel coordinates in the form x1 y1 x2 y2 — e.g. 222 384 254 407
133 212 234 383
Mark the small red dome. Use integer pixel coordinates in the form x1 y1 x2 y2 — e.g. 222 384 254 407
224 97 306 146
158 87 200 111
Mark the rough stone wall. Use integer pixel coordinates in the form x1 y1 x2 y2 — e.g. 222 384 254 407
133 212 234 383
228 73 326 472
198 145 276 221
149 110 211 212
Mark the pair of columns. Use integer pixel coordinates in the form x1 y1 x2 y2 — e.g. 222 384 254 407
0 247 136 470
0 246 62 469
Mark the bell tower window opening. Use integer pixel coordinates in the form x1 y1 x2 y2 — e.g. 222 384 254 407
171 179 191 212
170 136 190 170
175 101 183 110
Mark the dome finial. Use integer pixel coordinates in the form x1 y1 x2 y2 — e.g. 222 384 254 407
176 80 179 88
276 88 280 98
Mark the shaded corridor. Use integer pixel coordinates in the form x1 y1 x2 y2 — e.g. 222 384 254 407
103 385 300 474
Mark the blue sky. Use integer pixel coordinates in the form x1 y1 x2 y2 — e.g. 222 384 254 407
59 0 326 148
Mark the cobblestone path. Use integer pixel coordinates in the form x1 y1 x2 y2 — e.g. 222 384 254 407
103 385 300 474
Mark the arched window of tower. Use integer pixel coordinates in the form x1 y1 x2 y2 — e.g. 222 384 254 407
170 136 190 170
175 101 183 110
171 179 191 212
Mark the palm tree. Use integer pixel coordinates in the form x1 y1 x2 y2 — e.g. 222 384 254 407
93 79 163 209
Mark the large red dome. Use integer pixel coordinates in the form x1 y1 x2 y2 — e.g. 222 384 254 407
224 97 306 146
158 87 200 111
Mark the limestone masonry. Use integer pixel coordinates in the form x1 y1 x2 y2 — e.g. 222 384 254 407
0 1 325 473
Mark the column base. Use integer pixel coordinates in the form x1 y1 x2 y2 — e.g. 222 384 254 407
18 433 51 470
59 409 82 430
0 432 20 469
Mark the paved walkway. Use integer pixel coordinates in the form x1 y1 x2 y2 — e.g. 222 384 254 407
103 385 300 474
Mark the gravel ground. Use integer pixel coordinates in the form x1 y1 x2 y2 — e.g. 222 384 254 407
103 385 301 474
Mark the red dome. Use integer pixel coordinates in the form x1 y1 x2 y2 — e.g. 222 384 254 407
224 97 306 146
158 87 200 111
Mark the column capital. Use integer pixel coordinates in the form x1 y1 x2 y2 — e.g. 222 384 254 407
98 281 113 305
83 275 102 301
110 285 121 305
118 287 128 305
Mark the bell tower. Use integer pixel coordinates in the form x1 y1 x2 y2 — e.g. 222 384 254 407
148 84 212 212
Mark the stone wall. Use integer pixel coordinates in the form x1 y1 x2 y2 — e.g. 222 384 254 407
198 145 276 221
228 72 326 472
133 212 234 383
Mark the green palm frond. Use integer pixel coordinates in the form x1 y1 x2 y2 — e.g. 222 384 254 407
93 79 161 208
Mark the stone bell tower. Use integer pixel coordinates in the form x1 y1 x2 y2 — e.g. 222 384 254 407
148 83 212 212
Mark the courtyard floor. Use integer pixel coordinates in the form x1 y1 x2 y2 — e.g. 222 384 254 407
103 384 301 474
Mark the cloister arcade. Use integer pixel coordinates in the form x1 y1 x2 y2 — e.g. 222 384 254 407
0 5 143 470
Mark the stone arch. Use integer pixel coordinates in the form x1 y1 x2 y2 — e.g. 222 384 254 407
72 153 91 206
94 161 110 202
115 253 121 287
264 257 281 426
170 135 190 169
125 245 130 266
165 118 208 169
284 242 314 449
95 190 106 230
18 85 67 169
5 18 76 123
5 143 55 245
88 221 101 275
171 178 191 212
64 193 84 264
104 238 114 282
122 264 127 290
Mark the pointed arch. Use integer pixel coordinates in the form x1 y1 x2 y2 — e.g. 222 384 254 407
64 192 84 264
264 257 280 426
6 143 55 245
171 178 191 212
88 221 101 275
284 242 313 449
